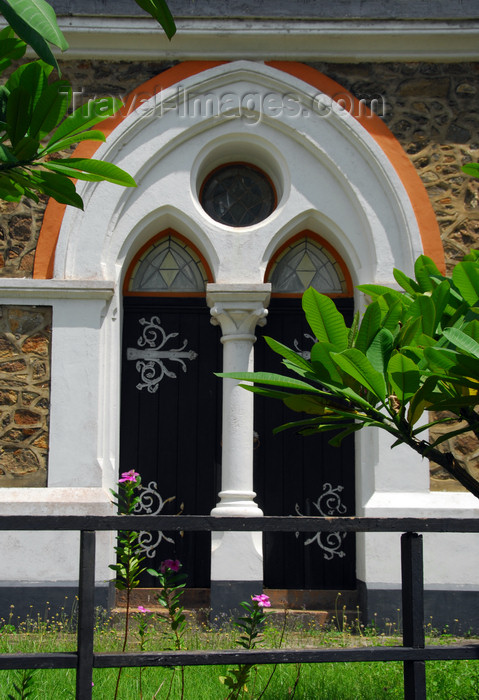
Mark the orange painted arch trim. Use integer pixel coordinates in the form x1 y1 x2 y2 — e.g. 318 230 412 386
33 61 226 278
266 61 444 273
34 60 444 279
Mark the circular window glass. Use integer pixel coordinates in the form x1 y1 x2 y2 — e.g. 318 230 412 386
200 163 276 227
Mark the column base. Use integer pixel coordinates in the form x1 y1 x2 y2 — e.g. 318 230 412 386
211 490 263 517
210 580 264 623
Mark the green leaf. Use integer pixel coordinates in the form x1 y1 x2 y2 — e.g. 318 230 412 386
347 310 360 348
407 377 437 425
263 335 313 373
424 393 479 413
423 346 461 373
310 341 344 385
7 0 68 49
408 295 436 337
393 267 421 294
463 319 479 344
302 287 348 349
29 80 71 140
16 60 50 112
442 327 479 357
38 129 106 156
414 255 443 292
377 295 403 333
355 301 381 354
12 134 39 160
0 171 24 200
387 353 420 403
357 283 404 301
0 0 59 70
431 279 453 331
331 348 387 402
16 169 84 208
0 27 26 70
134 0 176 39
462 163 479 179
328 422 363 447
283 394 333 414
0 143 17 164
6 86 32 146
425 347 479 382
452 261 479 306
366 327 394 374
5 58 52 93
397 316 422 347
44 158 136 186
217 371 323 393
46 97 123 147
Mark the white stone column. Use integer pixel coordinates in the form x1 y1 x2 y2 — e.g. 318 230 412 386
206 284 271 615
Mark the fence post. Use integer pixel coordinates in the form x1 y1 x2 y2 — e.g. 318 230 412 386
76 530 96 700
401 532 426 700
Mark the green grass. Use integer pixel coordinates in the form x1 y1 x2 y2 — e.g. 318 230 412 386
1 609 478 699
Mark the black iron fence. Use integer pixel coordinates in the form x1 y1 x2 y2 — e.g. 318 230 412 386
0 515 478 700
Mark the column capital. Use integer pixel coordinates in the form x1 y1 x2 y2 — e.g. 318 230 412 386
206 284 271 340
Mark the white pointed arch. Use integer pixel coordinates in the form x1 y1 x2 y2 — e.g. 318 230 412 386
47 60 440 288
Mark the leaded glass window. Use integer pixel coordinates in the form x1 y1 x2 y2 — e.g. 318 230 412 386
200 163 276 227
268 238 346 294
127 235 208 293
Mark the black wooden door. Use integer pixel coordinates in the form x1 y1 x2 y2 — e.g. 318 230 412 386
254 298 356 590
120 298 222 587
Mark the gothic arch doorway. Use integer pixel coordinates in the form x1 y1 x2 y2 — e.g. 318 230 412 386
120 231 221 587
255 233 356 590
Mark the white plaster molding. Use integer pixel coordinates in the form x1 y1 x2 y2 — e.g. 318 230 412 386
48 18 479 61
0 279 114 300
54 61 422 286
208 285 271 342
0 487 114 510
0 488 115 583
207 285 270 518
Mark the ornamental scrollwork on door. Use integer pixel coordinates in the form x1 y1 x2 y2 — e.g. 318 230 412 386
293 333 318 360
134 481 182 558
295 483 347 560
127 316 198 392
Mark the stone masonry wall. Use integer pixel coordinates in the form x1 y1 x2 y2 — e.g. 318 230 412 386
1 60 479 487
0 306 51 487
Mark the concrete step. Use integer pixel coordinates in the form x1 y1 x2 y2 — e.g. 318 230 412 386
112 588 360 629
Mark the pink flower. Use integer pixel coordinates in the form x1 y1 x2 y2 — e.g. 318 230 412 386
160 559 181 573
252 594 271 608
137 605 151 613
119 469 139 483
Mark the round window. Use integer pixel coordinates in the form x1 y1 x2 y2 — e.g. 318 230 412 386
200 163 276 227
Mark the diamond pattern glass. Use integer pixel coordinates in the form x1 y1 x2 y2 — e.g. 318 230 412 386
268 238 346 294
128 235 208 292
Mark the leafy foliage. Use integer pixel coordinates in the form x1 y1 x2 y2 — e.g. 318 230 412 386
220 253 479 499
7 668 36 699
0 56 137 208
0 0 176 208
219 596 271 700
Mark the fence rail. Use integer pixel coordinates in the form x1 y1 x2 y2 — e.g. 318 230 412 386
0 515 478 700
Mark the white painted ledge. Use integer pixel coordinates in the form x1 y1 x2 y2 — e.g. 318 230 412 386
0 279 114 300
47 18 479 61
363 490 479 517
0 487 114 513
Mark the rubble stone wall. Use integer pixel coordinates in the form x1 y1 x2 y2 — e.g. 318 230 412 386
0 306 51 487
1 60 479 488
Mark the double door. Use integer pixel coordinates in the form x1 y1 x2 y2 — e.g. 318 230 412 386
120 296 355 589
